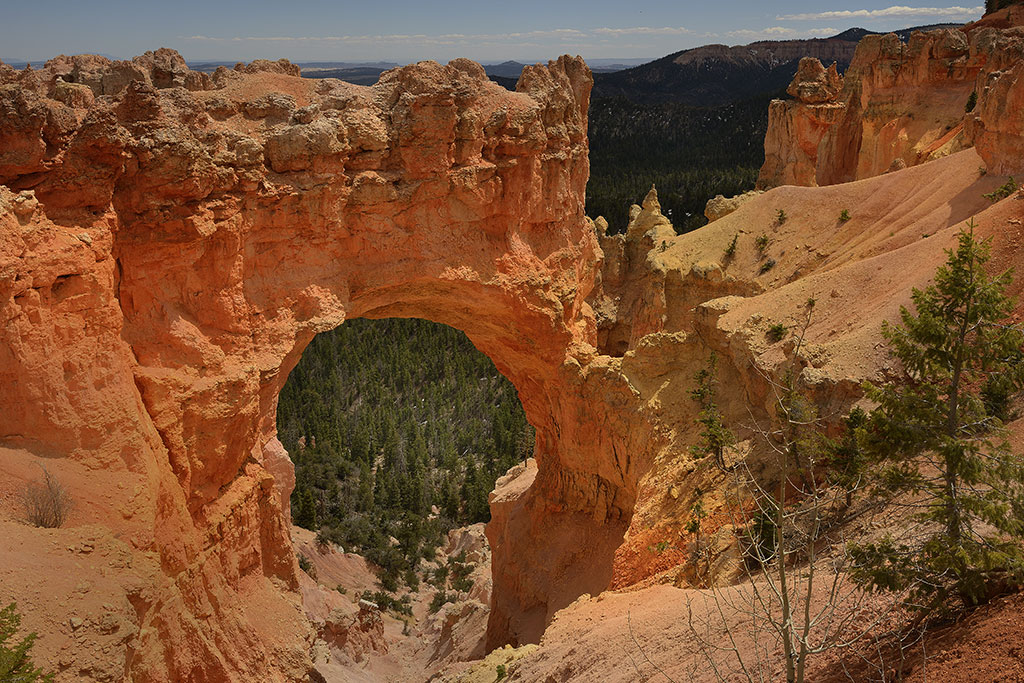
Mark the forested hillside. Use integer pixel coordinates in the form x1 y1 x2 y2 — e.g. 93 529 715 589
581 33 860 232
583 24 953 234
590 38 855 107
277 318 533 589
587 92 773 233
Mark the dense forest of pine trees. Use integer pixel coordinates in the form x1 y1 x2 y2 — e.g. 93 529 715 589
586 92 775 233
277 318 533 590
986 0 1018 12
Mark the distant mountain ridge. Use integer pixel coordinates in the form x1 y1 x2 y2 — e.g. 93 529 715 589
164 58 645 88
483 59 646 79
484 61 530 79
295 65 397 85
592 23 961 106
171 23 962 97
583 20 969 234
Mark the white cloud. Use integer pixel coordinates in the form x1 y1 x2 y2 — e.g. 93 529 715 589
181 26 691 46
724 27 841 40
592 26 693 36
777 5 983 21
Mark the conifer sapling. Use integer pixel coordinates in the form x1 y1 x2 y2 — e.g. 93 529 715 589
851 220 1024 611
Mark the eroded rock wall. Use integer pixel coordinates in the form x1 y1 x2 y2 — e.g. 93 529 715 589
589 148 1024 597
0 50 665 679
758 17 1024 189
968 29 1024 174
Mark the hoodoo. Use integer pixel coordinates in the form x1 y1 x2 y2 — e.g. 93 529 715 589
758 20 1024 189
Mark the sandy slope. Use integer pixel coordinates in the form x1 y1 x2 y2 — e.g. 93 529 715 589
617 147 1024 579
504 148 1024 682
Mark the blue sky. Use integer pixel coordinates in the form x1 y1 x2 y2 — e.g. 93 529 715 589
1 2 984 64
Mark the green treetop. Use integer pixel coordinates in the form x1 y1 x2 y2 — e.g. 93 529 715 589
690 352 736 472
852 220 1024 611
0 603 53 682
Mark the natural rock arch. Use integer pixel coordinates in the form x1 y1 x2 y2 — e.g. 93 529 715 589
0 50 656 679
7 39 1017 682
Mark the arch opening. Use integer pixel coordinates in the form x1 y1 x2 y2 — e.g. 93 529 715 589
237 248 643 654
278 317 533 595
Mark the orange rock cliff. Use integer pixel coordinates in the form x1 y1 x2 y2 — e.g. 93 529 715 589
1 48 622 680
1 12 1024 681
758 13 1024 189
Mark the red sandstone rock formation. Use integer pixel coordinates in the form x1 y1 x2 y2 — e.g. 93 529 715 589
704 189 762 223
477 144 1024 682
3 24 1023 683
968 31 1024 175
0 48 641 680
759 57 846 188
758 17 1024 189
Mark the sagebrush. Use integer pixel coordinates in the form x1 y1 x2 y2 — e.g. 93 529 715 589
22 467 72 529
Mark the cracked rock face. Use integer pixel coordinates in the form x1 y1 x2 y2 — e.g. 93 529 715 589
0 49 671 679
786 56 843 104
758 21 1024 189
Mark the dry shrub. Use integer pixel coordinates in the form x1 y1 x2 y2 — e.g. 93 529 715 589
22 467 72 528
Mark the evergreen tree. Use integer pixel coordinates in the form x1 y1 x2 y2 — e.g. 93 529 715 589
356 462 374 513
985 0 1017 14
851 221 1024 611
824 407 869 511
690 352 736 471
460 458 489 523
405 446 427 516
0 603 53 682
293 487 318 530
441 474 460 520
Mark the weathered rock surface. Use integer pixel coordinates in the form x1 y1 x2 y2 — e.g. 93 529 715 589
320 602 388 662
786 56 843 104
704 189 763 223
758 17 1024 188
758 56 845 188
597 144 1024 599
3 23 1024 683
0 48 632 680
969 36 1024 175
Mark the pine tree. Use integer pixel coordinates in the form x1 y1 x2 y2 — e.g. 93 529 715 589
852 221 1024 611
985 0 1016 14
460 459 489 523
824 407 869 511
405 447 426 516
293 487 318 530
690 352 736 471
0 603 53 682
441 474 460 520
357 462 375 513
